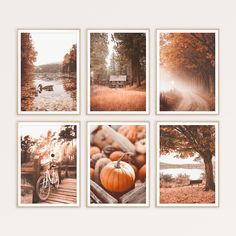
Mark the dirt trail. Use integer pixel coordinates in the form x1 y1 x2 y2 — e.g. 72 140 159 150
176 91 209 111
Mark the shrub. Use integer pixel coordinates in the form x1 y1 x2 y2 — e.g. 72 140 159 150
175 174 190 186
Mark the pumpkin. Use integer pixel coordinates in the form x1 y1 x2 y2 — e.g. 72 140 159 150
134 154 146 168
111 141 120 149
100 153 135 193
93 129 110 149
138 164 146 182
137 125 146 140
130 164 138 179
90 146 100 158
94 158 111 185
90 153 106 168
118 125 138 143
103 145 118 157
135 138 146 154
90 168 95 180
109 151 131 163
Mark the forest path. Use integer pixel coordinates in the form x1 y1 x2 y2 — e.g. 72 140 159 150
176 91 209 111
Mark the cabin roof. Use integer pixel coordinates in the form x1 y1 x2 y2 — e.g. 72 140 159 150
109 75 127 81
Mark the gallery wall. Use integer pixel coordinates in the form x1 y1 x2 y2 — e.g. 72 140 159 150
0 0 236 235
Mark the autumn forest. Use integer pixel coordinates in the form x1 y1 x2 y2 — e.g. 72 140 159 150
159 32 217 112
89 31 147 112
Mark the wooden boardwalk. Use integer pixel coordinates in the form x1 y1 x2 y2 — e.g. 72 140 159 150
39 178 77 204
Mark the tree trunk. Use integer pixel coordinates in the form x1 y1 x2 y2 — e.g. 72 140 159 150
202 151 215 191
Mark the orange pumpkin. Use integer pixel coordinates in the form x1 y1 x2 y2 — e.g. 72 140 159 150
138 164 146 182
134 154 146 168
130 164 138 179
109 151 131 163
90 168 95 180
100 153 135 193
90 146 100 158
118 125 138 143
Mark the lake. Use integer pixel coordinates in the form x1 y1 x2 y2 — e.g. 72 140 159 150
160 168 204 180
32 73 77 111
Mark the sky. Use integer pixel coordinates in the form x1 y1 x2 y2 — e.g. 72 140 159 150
31 32 77 66
20 124 62 139
106 33 115 68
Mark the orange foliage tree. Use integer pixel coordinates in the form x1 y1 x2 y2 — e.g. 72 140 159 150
62 44 77 73
21 33 37 82
160 33 215 94
160 125 216 191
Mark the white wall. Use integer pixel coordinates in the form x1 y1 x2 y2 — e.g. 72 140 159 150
0 0 235 235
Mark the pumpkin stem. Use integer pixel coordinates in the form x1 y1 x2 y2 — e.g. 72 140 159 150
115 152 134 168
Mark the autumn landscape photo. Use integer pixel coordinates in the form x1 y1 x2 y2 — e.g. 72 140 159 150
88 30 148 113
88 123 148 206
19 30 79 113
158 123 218 206
157 30 218 113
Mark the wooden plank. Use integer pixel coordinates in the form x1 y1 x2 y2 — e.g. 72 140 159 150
90 191 102 204
37 178 77 204
49 194 77 201
21 167 35 174
90 180 118 204
61 165 76 168
46 198 76 204
119 183 146 204
21 184 33 190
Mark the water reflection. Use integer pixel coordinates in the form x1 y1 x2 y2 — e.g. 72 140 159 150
32 73 76 111
160 168 204 180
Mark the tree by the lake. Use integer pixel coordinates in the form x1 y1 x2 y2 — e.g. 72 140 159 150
114 33 146 87
160 33 215 94
160 125 216 191
62 44 77 73
90 33 108 84
21 33 37 82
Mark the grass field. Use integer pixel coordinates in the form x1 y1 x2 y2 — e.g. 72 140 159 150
90 85 146 111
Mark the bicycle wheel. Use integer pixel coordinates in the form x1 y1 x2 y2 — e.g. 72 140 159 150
36 175 51 201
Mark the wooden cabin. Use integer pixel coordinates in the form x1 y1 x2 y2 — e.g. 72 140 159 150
109 75 127 88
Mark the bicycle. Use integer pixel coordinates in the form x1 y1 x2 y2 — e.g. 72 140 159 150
35 153 59 201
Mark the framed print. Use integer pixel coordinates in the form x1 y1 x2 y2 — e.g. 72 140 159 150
156 29 219 114
87 122 149 207
18 122 80 207
18 29 80 114
87 29 149 114
157 122 219 207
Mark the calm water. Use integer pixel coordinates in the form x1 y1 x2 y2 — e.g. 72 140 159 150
160 168 204 180
32 73 76 111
